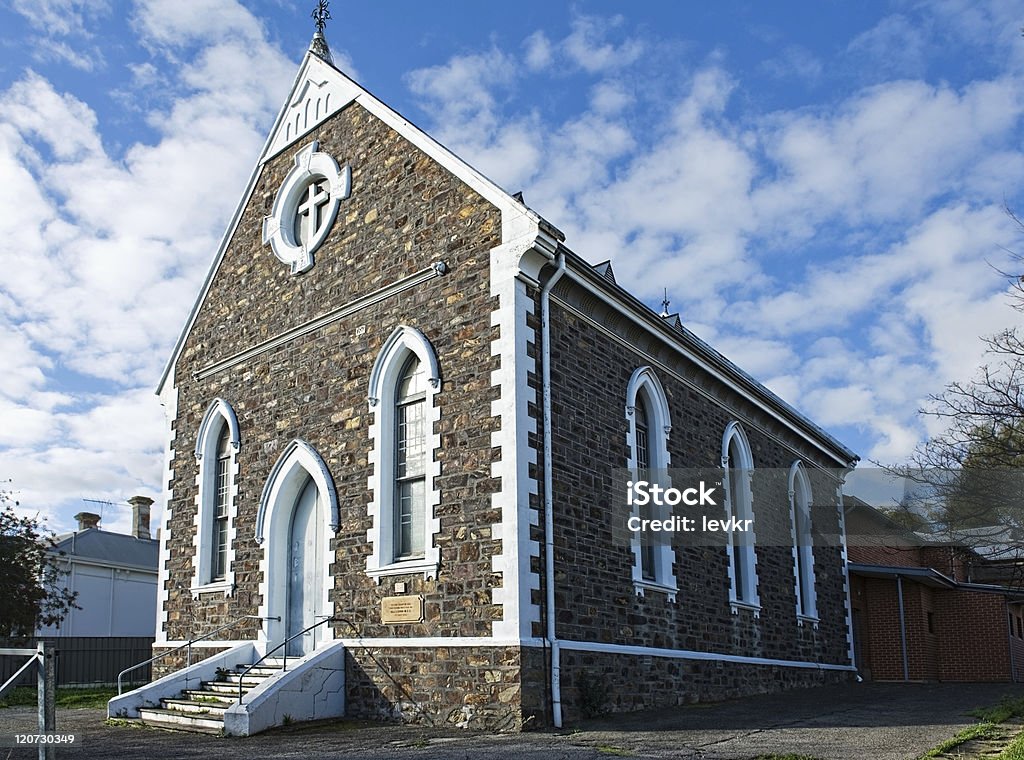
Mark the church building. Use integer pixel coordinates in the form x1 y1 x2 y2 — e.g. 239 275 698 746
110 22 860 734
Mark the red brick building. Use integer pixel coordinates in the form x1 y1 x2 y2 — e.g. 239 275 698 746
846 497 1024 682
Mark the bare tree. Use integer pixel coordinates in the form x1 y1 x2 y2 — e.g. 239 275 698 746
886 210 1024 579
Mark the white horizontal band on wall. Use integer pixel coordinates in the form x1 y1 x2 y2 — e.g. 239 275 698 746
556 639 856 671
156 635 853 671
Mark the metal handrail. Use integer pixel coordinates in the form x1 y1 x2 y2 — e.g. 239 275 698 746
117 614 278 694
237 616 339 703
0 647 40 701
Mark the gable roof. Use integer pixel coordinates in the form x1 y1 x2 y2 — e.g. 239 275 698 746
156 40 542 396
154 36 857 470
51 528 159 572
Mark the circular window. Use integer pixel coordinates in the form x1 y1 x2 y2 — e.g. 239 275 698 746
262 140 351 275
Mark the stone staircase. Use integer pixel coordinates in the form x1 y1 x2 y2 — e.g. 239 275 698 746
137 657 286 734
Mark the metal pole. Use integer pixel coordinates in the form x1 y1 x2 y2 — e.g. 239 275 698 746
37 642 55 760
896 575 909 682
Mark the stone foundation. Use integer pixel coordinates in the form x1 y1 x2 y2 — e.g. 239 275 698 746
553 647 853 723
344 645 527 730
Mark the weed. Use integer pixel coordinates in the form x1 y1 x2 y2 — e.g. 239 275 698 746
576 670 609 718
596 745 635 757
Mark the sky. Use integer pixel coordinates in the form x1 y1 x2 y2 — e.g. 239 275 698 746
1 0 1023 535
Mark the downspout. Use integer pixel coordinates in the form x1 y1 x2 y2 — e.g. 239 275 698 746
541 251 566 728
896 575 909 681
1008 599 1017 683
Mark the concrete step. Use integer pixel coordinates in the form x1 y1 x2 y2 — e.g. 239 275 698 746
237 658 287 669
214 673 271 686
181 689 236 704
231 666 282 677
161 698 231 716
200 681 257 696
138 707 224 734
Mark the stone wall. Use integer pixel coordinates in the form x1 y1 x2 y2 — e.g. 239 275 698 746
161 99 512 719
533 292 853 718
557 649 849 722
345 645 526 729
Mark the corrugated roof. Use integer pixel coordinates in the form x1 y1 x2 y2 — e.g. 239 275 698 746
51 528 159 571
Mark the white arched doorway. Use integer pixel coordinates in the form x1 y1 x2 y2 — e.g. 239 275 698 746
255 440 338 655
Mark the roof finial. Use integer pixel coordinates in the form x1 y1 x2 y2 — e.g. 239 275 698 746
660 288 671 318
309 0 335 65
312 0 331 34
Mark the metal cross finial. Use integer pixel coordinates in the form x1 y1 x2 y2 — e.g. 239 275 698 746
312 0 331 35
661 288 671 318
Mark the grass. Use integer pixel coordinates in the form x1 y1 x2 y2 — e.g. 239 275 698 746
997 730 1024 760
918 723 997 759
595 745 635 757
0 686 118 709
917 696 1024 760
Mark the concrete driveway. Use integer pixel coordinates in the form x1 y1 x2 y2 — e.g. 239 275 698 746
2 682 1022 759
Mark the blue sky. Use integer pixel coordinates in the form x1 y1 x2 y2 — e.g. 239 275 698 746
1 0 1023 533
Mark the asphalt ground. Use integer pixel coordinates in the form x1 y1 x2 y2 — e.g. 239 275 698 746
2 681 1022 760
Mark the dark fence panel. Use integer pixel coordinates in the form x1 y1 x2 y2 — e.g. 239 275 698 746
0 637 154 687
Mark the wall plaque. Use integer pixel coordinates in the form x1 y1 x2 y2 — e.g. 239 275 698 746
381 595 423 624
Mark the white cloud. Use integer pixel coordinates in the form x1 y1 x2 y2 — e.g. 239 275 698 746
0 0 300 529
523 31 552 71
760 45 823 85
563 14 644 74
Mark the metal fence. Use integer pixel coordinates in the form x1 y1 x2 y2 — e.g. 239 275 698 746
0 637 154 687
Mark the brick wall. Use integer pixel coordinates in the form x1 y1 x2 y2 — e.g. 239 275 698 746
935 590 1010 682
852 575 1012 682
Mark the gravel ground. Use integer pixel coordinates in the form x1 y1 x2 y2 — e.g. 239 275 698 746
2 681 1021 760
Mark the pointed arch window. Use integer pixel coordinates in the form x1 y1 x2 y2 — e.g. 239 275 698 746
212 427 231 581
192 398 240 596
789 461 818 622
626 366 677 600
395 355 427 560
366 326 442 581
722 422 760 613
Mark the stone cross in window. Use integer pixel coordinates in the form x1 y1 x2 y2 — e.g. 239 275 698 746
294 180 331 248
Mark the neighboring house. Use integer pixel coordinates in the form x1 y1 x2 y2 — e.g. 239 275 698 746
132 27 861 733
40 497 159 638
846 495 1024 682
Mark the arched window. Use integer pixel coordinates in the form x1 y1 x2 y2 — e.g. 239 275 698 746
366 326 441 581
626 366 677 600
722 422 759 612
789 461 818 621
395 355 427 559
192 398 240 595
211 427 231 581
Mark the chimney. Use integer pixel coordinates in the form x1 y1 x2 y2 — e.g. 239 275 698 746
74 511 100 531
128 496 153 540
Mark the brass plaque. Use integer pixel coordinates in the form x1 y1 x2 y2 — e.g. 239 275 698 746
381 595 423 624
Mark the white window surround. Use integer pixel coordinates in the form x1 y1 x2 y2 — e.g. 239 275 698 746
253 439 338 650
625 366 678 601
789 460 819 625
366 325 442 581
722 421 760 615
191 398 240 597
262 140 351 276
